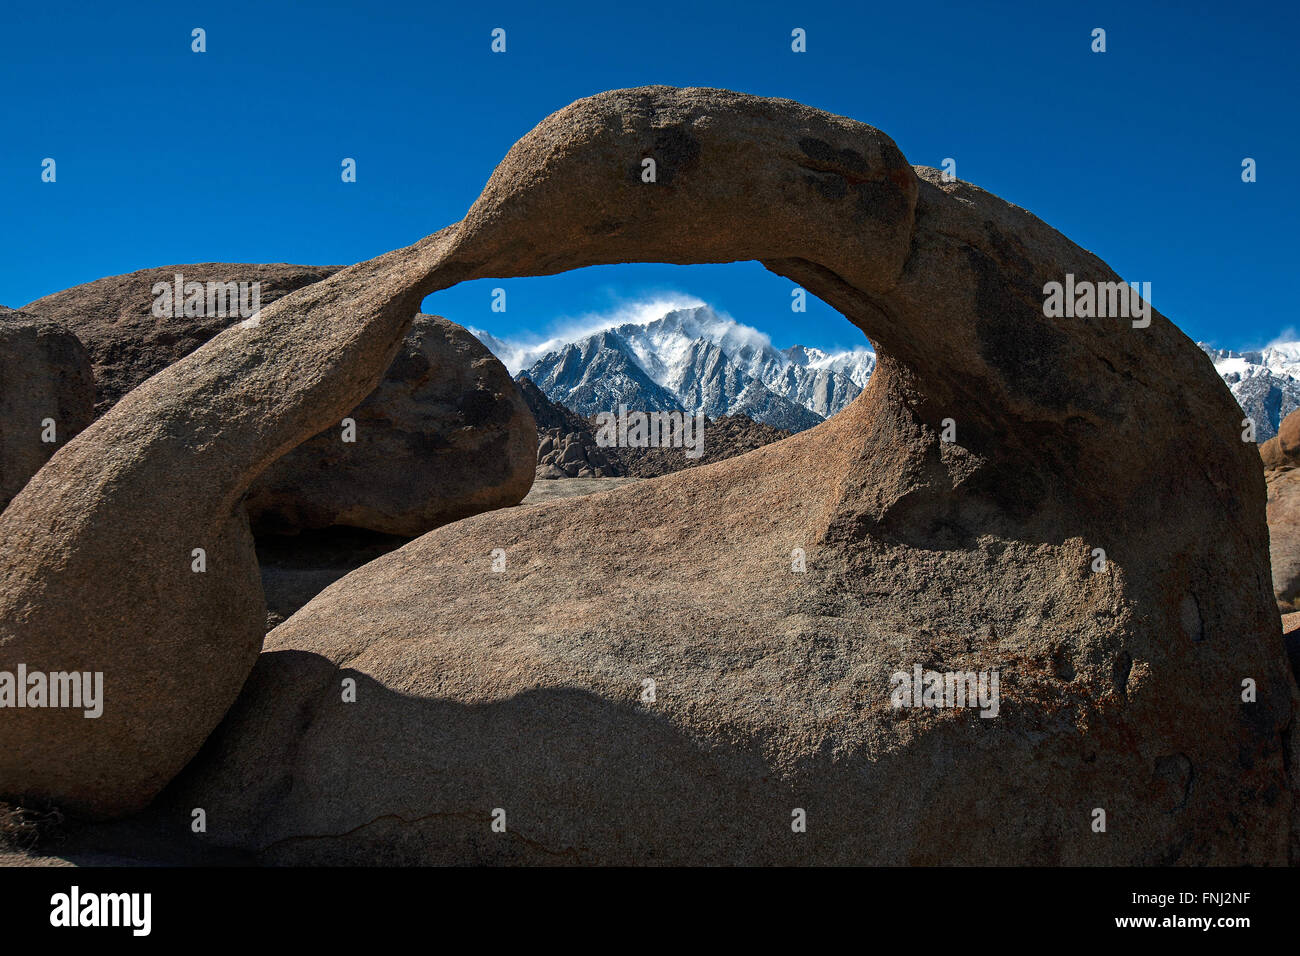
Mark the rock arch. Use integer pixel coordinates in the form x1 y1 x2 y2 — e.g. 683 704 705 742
1 87 1294 863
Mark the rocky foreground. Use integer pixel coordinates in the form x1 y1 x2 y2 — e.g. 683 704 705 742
1 86 1297 866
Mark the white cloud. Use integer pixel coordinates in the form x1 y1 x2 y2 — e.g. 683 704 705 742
470 292 708 373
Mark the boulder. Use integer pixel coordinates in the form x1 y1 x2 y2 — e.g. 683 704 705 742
244 314 535 536
1269 470 1300 612
1260 407 1300 471
0 234 458 817
23 269 534 536
1260 408 1300 610
149 87 1294 864
516 375 622 479
0 308 95 511
22 263 340 415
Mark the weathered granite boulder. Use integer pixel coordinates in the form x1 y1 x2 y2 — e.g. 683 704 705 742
162 88 1293 864
245 314 535 536
0 307 95 511
1260 408 1300 611
21 264 339 415
4 88 1295 862
1259 408 1300 472
24 270 534 536
0 238 452 816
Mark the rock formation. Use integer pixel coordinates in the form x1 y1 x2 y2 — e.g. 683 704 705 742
0 308 95 512
21 264 340 415
1260 408 1300 611
1261 408 1300 472
522 374 792 480
3 87 1295 863
244 314 535 536
0 240 445 816
518 376 623 479
23 270 535 536
613 414 792 478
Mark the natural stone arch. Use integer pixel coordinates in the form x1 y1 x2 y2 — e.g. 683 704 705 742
1 88 1294 864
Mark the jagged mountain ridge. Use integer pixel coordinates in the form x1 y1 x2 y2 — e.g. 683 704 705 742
1200 342 1300 442
523 329 685 417
475 305 875 432
479 308 1300 440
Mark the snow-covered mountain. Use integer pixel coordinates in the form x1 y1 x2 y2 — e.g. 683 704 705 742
475 309 1300 442
1199 342 1300 442
472 305 876 432
518 329 684 417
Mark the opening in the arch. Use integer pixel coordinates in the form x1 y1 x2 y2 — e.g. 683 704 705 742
423 261 878 490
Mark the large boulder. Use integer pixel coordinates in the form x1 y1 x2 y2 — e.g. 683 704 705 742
146 87 1294 864
0 236 455 817
23 269 534 536
244 314 535 536
0 307 95 511
3 87 1295 858
1260 408 1300 610
22 263 340 415
1260 407 1300 471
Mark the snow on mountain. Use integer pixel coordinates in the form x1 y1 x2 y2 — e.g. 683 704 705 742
1199 342 1300 442
472 305 875 432
662 337 826 431
524 329 684 417
478 308 1300 442
774 344 876 418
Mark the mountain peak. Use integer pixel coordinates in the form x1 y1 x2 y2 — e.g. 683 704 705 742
1198 340 1300 441
490 303 873 431
482 319 1300 441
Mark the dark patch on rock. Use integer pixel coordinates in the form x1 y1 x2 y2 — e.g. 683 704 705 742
798 137 871 178
970 247 1071 412
631 126 702 186
0 309 96 511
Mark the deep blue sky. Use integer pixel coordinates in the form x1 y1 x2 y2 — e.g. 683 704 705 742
1 1 1294 353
